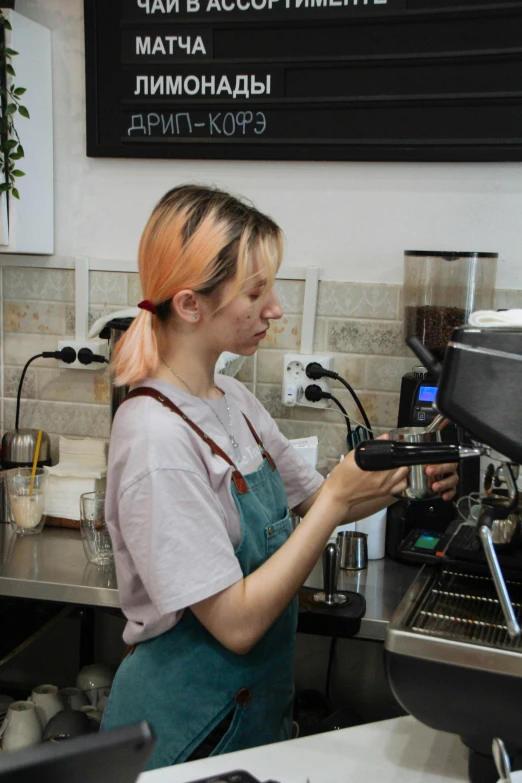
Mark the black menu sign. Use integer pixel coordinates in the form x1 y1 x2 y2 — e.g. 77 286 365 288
84 0 522 161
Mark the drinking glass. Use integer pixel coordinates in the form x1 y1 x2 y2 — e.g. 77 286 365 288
5 467 48 536
79 491 113 565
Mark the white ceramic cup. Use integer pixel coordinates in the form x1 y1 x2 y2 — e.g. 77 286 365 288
29 684 64 728
0 700 42 751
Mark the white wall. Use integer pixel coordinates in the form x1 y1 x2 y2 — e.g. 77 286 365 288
18 0 522 288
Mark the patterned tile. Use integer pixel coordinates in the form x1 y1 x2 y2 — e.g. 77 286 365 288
3 334 66 368
3 399 111 439
65 305 76 336
275 280 305 315
257 349 286 384
327 320 405 356
262 315 326 352
65 304 128 335
318 282 399 320
330 355 365 390
127 273 142 306
3 268 74 302
494 289 522 310
4 301 66 335
365 356 415 393
89 272 127 306
4 366 37 399
37 368 110 405
357 392 400 429
89 305 128 333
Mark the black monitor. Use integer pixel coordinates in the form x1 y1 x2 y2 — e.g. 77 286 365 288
0 722 155 783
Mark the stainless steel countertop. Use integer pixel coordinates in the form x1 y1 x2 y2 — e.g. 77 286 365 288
304 555 420 640
0 525 419 637
0 524 119 608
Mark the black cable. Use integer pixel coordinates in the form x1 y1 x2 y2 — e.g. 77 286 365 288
335 375 373 439
305 385 353 444
306 363 373 439
16 353 44 430
330 394 352 444
15 348 77 430
325 637 337 701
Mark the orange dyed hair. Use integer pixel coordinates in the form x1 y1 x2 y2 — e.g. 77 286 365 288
111 185 283 387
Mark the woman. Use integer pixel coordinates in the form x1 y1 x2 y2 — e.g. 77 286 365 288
102 185 458 769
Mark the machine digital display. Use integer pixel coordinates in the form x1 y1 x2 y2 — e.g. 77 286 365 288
418 386 438 403
413 533 441 551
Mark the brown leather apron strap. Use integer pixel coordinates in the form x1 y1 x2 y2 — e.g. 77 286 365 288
242 414 276 471
122 387 249 494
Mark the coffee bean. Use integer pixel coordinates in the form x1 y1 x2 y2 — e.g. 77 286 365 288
405 305 466 358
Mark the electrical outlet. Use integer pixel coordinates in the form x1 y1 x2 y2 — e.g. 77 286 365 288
57 339 109 371
282 354 333 408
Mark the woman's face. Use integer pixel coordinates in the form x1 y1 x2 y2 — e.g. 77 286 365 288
201 257 283 356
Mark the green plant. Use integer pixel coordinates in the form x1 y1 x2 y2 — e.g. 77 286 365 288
0 10 28 200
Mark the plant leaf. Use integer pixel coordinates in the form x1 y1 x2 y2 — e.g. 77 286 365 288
0 183 9 193
4 138 16 150
18 105 30 119
13 87 26 96
12 169 25 177
5 64 15 77
11 187 20 200
3 19 12 31
17 144 24 156
5 103 16 115
5 48 18 56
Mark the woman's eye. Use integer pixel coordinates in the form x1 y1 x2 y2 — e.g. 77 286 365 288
249 290 263 301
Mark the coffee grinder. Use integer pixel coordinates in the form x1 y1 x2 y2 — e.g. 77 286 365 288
386 250 498 559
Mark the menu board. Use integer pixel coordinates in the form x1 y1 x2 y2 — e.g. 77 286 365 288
84 0 522 161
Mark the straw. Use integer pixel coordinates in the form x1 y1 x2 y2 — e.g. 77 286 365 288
28 429 43 495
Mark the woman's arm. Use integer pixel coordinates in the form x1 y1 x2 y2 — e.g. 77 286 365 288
191 453 408 655
294 458 459 522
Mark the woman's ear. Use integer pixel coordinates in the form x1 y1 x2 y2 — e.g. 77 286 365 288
171 290 199 323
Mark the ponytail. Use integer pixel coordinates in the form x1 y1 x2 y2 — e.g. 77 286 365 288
111 310 159 387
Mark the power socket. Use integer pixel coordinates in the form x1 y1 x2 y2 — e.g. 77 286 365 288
282 354 333 408
57 339 109 371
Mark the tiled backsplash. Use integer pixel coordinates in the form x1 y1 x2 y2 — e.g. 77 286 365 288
1 266 520 471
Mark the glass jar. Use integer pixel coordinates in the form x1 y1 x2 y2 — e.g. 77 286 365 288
403 251 498 359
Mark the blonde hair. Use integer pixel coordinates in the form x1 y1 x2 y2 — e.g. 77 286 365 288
111 185 283 386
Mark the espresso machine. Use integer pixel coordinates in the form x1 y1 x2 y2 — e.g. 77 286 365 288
387 251 498 559
355 324 522 783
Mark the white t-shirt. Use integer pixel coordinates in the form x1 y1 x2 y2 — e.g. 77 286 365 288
105 376 324 645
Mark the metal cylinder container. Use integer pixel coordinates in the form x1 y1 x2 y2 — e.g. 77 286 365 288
387 426 442 501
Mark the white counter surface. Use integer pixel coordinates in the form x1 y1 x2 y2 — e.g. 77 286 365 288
140 716 468 783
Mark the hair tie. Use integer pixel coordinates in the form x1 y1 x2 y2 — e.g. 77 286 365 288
138 300 157 315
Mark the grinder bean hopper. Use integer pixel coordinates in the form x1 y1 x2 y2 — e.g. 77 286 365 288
355 325 522 783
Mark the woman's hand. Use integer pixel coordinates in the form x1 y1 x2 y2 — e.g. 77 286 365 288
425 463 459 501
326 447 409 512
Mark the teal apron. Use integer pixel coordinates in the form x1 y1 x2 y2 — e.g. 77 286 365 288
102 388 298 770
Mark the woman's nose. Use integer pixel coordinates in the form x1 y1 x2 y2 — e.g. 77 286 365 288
263 290 283 320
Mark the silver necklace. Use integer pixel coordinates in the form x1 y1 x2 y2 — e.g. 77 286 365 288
161 359 242 461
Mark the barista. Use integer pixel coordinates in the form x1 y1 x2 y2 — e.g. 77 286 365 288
102 185 459 769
